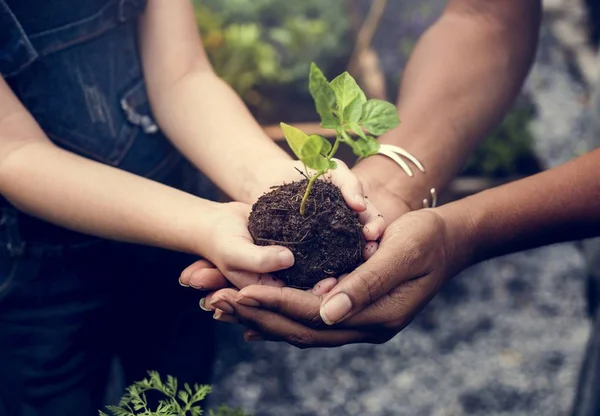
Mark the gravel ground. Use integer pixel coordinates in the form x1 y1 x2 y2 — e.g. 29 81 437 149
210 1 598 415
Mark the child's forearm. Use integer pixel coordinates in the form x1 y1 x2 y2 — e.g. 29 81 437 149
0 140 219 255
439 148 600 265
146 71 290 203
138 1 290 204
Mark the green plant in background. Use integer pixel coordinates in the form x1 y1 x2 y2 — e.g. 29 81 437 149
283 63 400 214
464 103 538 177
194 0 351 108
99 371 250 416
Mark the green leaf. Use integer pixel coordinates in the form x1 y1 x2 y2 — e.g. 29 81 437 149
329 160 338 170
330 72 366 122
299 134 332 171
309 63 338 129
280 122 309 160
343 95 364 124
307 134 332 157
360 99 400 135
353 135 381 158
302 155 330 171
348 122 367 140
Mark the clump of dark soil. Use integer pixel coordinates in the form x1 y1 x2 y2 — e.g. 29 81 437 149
248 179 365 289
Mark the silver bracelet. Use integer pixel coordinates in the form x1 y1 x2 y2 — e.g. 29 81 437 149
376 144 437 209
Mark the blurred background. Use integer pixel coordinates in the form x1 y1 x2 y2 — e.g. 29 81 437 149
188 0 600 414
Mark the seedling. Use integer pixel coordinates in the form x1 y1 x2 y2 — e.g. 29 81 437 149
249 63 425 288
281 62 401 214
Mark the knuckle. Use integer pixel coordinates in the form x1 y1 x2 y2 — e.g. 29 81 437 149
286 329 314 349
354 268 387 305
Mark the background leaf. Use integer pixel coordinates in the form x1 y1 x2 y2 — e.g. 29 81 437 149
360 99 400 135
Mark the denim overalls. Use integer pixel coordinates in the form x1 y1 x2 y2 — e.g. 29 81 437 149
0 1 216 414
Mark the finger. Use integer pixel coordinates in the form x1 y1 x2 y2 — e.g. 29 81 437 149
363 241 378 260
310 278 338 296
189 267 228 290
201 288 239 312
224 238 295 274
340 277 434 329
328 159 367 213
216 292 374 348
224 270 285 290
235 285 324 328
358 199 386 241
319 231 425 325
213 309 239 324
180 259 215 287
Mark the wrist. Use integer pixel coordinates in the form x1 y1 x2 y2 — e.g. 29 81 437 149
238 156 294 204
434 199 479 275
352 159 415 221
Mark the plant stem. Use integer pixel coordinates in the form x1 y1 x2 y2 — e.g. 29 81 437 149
300 135 344 215
327 137 342 159
300 170 324 215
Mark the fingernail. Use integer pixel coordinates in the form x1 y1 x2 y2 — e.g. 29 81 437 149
278 250 294 268
213 310 238 324
209 298 234 314
179 276 190 287
199 298 212 312
320 293 353 325
235 294 261 307
355 195 366 209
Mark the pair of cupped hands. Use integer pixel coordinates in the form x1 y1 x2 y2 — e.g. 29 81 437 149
179 159 465 348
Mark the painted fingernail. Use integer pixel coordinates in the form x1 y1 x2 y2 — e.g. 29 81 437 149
199 298 212 312
320 293 353 325
213 310 238 324
209 298 234 314
235 294 261 307
179 276 190 287
278 250 294 268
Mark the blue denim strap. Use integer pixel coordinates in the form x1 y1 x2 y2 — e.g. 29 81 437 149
29 0 147 57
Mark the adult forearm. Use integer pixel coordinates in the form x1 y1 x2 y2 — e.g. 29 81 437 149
440 148 600 266
0 141 219 254
147 70 290 204
354 0 541 213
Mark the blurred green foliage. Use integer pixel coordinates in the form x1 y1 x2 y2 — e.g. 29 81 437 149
464 102 539 177
194 0 351 108
194 0 538 177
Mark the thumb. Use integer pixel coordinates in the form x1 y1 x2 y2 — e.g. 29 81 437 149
224 237 295 274
318 232 415 325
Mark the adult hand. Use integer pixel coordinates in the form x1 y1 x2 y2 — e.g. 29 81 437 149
202 208 473 347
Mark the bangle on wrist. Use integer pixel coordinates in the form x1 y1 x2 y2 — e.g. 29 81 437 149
376 144 437 209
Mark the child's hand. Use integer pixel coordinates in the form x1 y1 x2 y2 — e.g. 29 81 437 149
179 202 292 290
